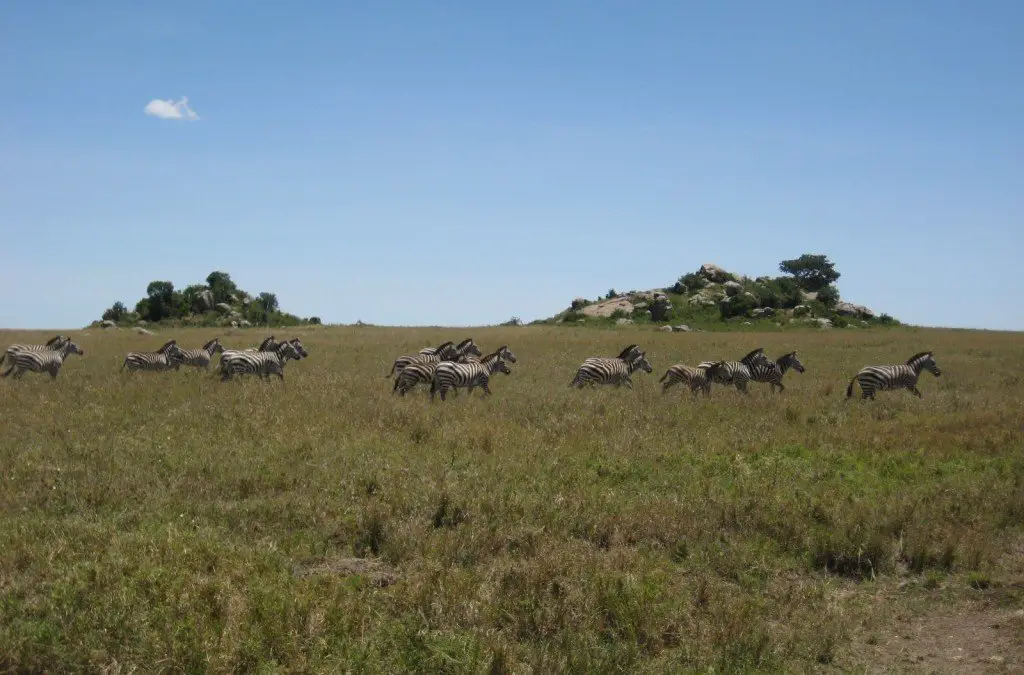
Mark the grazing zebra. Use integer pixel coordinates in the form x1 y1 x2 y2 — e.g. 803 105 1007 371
697 348 770 394
659 364 713 397
122 340 182 372
846 351 941 400
418 338 481 358
2 340 84 379
570 350 653 389
220 341 302 381
387 340 478 378
1 335 69 366
430 350 512 401
748 351 805 393
175 337 225 370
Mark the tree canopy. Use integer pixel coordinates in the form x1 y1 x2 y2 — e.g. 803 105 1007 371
778 254 840 292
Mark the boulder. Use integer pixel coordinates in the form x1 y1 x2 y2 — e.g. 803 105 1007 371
742 321 753 326
196 289 216 312
581 297 635 318
615 318 633 326
674 325 692 333
751 307 776 318
231 320 239 328
723 280 742 296
649 296 672 321
100 320 116 329
240 320 252 328
698 263 733 283
633 302 648 311
215 302 233 315
800 290 819 302
135 327 155 336
792 305 811 317
136 320 148 327
659 325 674 333
742 291 757 303
808 318 832 329
835 301 875 319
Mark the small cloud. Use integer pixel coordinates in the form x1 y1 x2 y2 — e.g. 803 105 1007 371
144 96 200 121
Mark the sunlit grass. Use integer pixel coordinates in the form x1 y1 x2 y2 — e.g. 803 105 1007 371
1 325 1022 671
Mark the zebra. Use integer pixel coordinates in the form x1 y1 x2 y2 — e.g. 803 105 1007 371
174 337 225 370
659 364 713 397
570 350 653 389
747 351 805 393
418 338 480 358
2 340 84 379
387 340 474 379
461 345 517 364
122 340 183 372
1 335 70 367
846 351 941 400
583 344 641 367
221 337 307 372
220 341 302 381
697 347 771 394
430 350 512 401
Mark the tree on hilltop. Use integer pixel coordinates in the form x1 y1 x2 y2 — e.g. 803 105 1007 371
778 254 840 292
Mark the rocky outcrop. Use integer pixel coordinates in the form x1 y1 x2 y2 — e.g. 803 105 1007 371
196 290 216 312
723 280 742 296
835 301 875 319
581 298 634 318
699 263 733 283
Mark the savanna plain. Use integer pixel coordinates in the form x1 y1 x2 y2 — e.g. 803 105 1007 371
1 325 1022 673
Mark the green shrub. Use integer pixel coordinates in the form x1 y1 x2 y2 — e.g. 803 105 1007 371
101 302 127 323
307 316 323 325
817 285 840 308
719 294 758 319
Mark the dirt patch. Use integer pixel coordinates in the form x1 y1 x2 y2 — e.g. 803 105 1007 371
293 556 399 587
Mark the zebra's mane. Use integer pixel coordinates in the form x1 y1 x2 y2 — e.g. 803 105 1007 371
740 347 764 364
45 335 66 346
616 344 640 360
202 337 220 350
156 339 177 354
480 349 504 364
258 336 277 350
906 351 933 364
456 338 475 349
435 341 455 351
778 351 797 363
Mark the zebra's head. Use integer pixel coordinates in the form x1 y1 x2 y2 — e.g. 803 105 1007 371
495 359 512 376
494 345 517 364
908 351 940 377
156 339 177 354
288 338 308 359
277 341 302 362
61 341 84 358
629 351 653 374
456 339 482 357
780 351 805 374
204 338 224 354
740 348 770 368
435 341 457 359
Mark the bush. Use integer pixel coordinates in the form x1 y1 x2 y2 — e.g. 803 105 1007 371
816 285 840 308
501 316 523 327
719 294 758 319
102 302 127 323
671 272 707 295
605 289 618 300
609 309 629 320
878 313 895 325
307 316 323 325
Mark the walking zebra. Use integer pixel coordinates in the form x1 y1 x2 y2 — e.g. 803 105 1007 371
697 348 770 394
659 364 713 397
419 338 480 358
175 338 225 370
583 344 641 367
748 351 805 393
122 340 182 372
846 351 941 400
570 350 653 389
222 337 307 371
2 340 83 379
220 341 302 381
387 340 478 378
1 335 69 366
430 350 512 401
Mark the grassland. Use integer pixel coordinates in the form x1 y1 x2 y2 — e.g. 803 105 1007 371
1 325 1022 673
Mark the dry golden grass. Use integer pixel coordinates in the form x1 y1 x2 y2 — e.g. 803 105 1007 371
1 325 1022 672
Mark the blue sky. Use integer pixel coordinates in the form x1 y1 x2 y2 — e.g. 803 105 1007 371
1 1 1022 330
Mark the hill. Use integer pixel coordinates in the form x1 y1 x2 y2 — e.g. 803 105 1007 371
92 271 320 330
540 254 897 331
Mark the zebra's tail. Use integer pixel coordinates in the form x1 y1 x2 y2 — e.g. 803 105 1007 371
658 369 669 383
0 351 6 366
845 376 857 398
386 361 397 378
120 358 128 371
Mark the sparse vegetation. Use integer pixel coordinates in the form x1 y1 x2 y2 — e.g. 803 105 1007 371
0 325 1021 671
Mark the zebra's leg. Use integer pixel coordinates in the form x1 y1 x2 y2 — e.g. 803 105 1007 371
1 367 11 378
737 381 749 394
909 386 922 398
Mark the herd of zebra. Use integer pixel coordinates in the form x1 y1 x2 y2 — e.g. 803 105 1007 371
386 338 943 400
1 334 942 400
0 334 308 381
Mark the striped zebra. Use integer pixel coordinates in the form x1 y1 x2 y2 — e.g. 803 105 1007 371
222 337 307 371
220 341 302 381
748 351 805 393
659 364 713 397
697 348 770 394
583 344 641 367
570 350 653 389
174 337 225 370
387 340 473 379
846 351 941 400
430 350 512 401
122 340 182 373
2 340 84 379
1 335 69 367
419 338 480 358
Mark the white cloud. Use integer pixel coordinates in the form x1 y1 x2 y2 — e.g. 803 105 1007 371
144 96 200 121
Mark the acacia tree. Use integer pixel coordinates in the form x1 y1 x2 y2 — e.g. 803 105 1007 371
258 292 279 314
778 254 840 292
206 271 238 304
